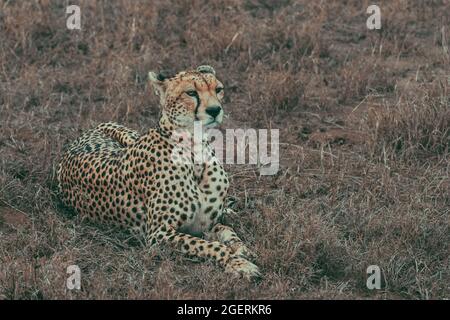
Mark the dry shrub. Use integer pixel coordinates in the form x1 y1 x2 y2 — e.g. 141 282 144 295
1 0 449 300
366 82 449 162
246 67 304 120
335 56 398 104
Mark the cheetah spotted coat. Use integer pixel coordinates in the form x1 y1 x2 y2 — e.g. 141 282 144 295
57 66 261 280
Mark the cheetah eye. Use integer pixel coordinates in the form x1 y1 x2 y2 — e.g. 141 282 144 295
185 90 198 97
216 87 223 94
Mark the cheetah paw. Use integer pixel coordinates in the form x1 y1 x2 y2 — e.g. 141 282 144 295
230 242 257 260
225 257 262 281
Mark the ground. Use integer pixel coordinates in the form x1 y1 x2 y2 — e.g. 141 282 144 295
0 0 449 299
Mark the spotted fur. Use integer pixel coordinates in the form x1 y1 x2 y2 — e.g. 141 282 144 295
57 66 261 280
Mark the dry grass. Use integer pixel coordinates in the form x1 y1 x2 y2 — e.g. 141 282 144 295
0 0 449 299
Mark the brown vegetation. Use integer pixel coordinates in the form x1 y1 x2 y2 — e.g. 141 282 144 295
0 0 449 299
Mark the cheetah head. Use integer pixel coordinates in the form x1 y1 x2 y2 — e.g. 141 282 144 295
149 65 225 131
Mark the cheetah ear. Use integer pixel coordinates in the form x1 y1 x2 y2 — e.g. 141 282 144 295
196 65 216 76
148 71 167 103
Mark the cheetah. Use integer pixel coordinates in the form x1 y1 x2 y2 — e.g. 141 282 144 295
57 65 261 280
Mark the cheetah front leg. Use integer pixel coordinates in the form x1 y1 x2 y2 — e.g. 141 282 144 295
151 226 261 280
208 224 257 260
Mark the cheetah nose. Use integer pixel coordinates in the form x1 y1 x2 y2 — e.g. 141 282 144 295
205 106 222 118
